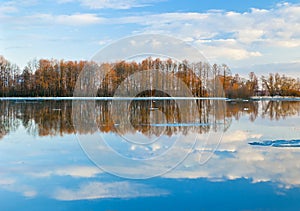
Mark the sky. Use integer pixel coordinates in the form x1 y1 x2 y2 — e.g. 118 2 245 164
1 0 300 77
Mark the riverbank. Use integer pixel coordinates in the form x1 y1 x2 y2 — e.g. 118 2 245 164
250 96 300 101
0 97 228 101
1 96 300 101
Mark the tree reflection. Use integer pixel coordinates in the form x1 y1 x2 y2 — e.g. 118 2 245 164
261 101 300 120
0 100 300 140
0 101 74 138
94 99 223 137
226 100 259 122
0 101 20 139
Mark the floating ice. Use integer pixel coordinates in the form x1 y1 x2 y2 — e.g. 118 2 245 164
249 139 300 147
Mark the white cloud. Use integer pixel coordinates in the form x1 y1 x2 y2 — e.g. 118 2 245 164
98 38 112 46
0 181 38 198
57 0 74 3
201 45 262 61
0 5 18 14
53 181 168 201
108 3 300 63
237 29 264 44
29 166 102 178
23 190 37 197
27 13 104 26
234 61 300 78
56 13 104 25
80 0 144 9
0 0 38 11
0 1 20 15
222 130 262 142
5 2 300 51
57 0 162 9
273 39 300 48
0 178 15 185
2 1 300 75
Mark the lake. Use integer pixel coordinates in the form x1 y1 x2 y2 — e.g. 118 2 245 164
0 99 300 210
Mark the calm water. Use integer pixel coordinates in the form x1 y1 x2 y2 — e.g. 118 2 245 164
1 100 300 210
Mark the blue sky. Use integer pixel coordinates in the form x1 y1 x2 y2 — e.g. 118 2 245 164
1 0 300 76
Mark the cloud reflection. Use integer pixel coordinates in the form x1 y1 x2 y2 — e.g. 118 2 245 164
29 166 102 178
165 120 300 189
0 100 300 202
53 181 168 201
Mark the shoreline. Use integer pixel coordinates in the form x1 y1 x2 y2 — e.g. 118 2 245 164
0 96 300 101
0 97 227 101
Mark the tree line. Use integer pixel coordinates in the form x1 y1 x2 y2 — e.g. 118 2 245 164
1 55 300 98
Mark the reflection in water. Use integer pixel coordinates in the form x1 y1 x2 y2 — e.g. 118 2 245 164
226 100 259 122
72 98 228 178
249 139 300 147
261 100 300 120
226 100 300 121
0 101 74 139
94 99 227 136
1 100 300 209
1 100 300 140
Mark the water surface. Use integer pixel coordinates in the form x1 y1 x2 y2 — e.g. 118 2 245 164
1 100 300 210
